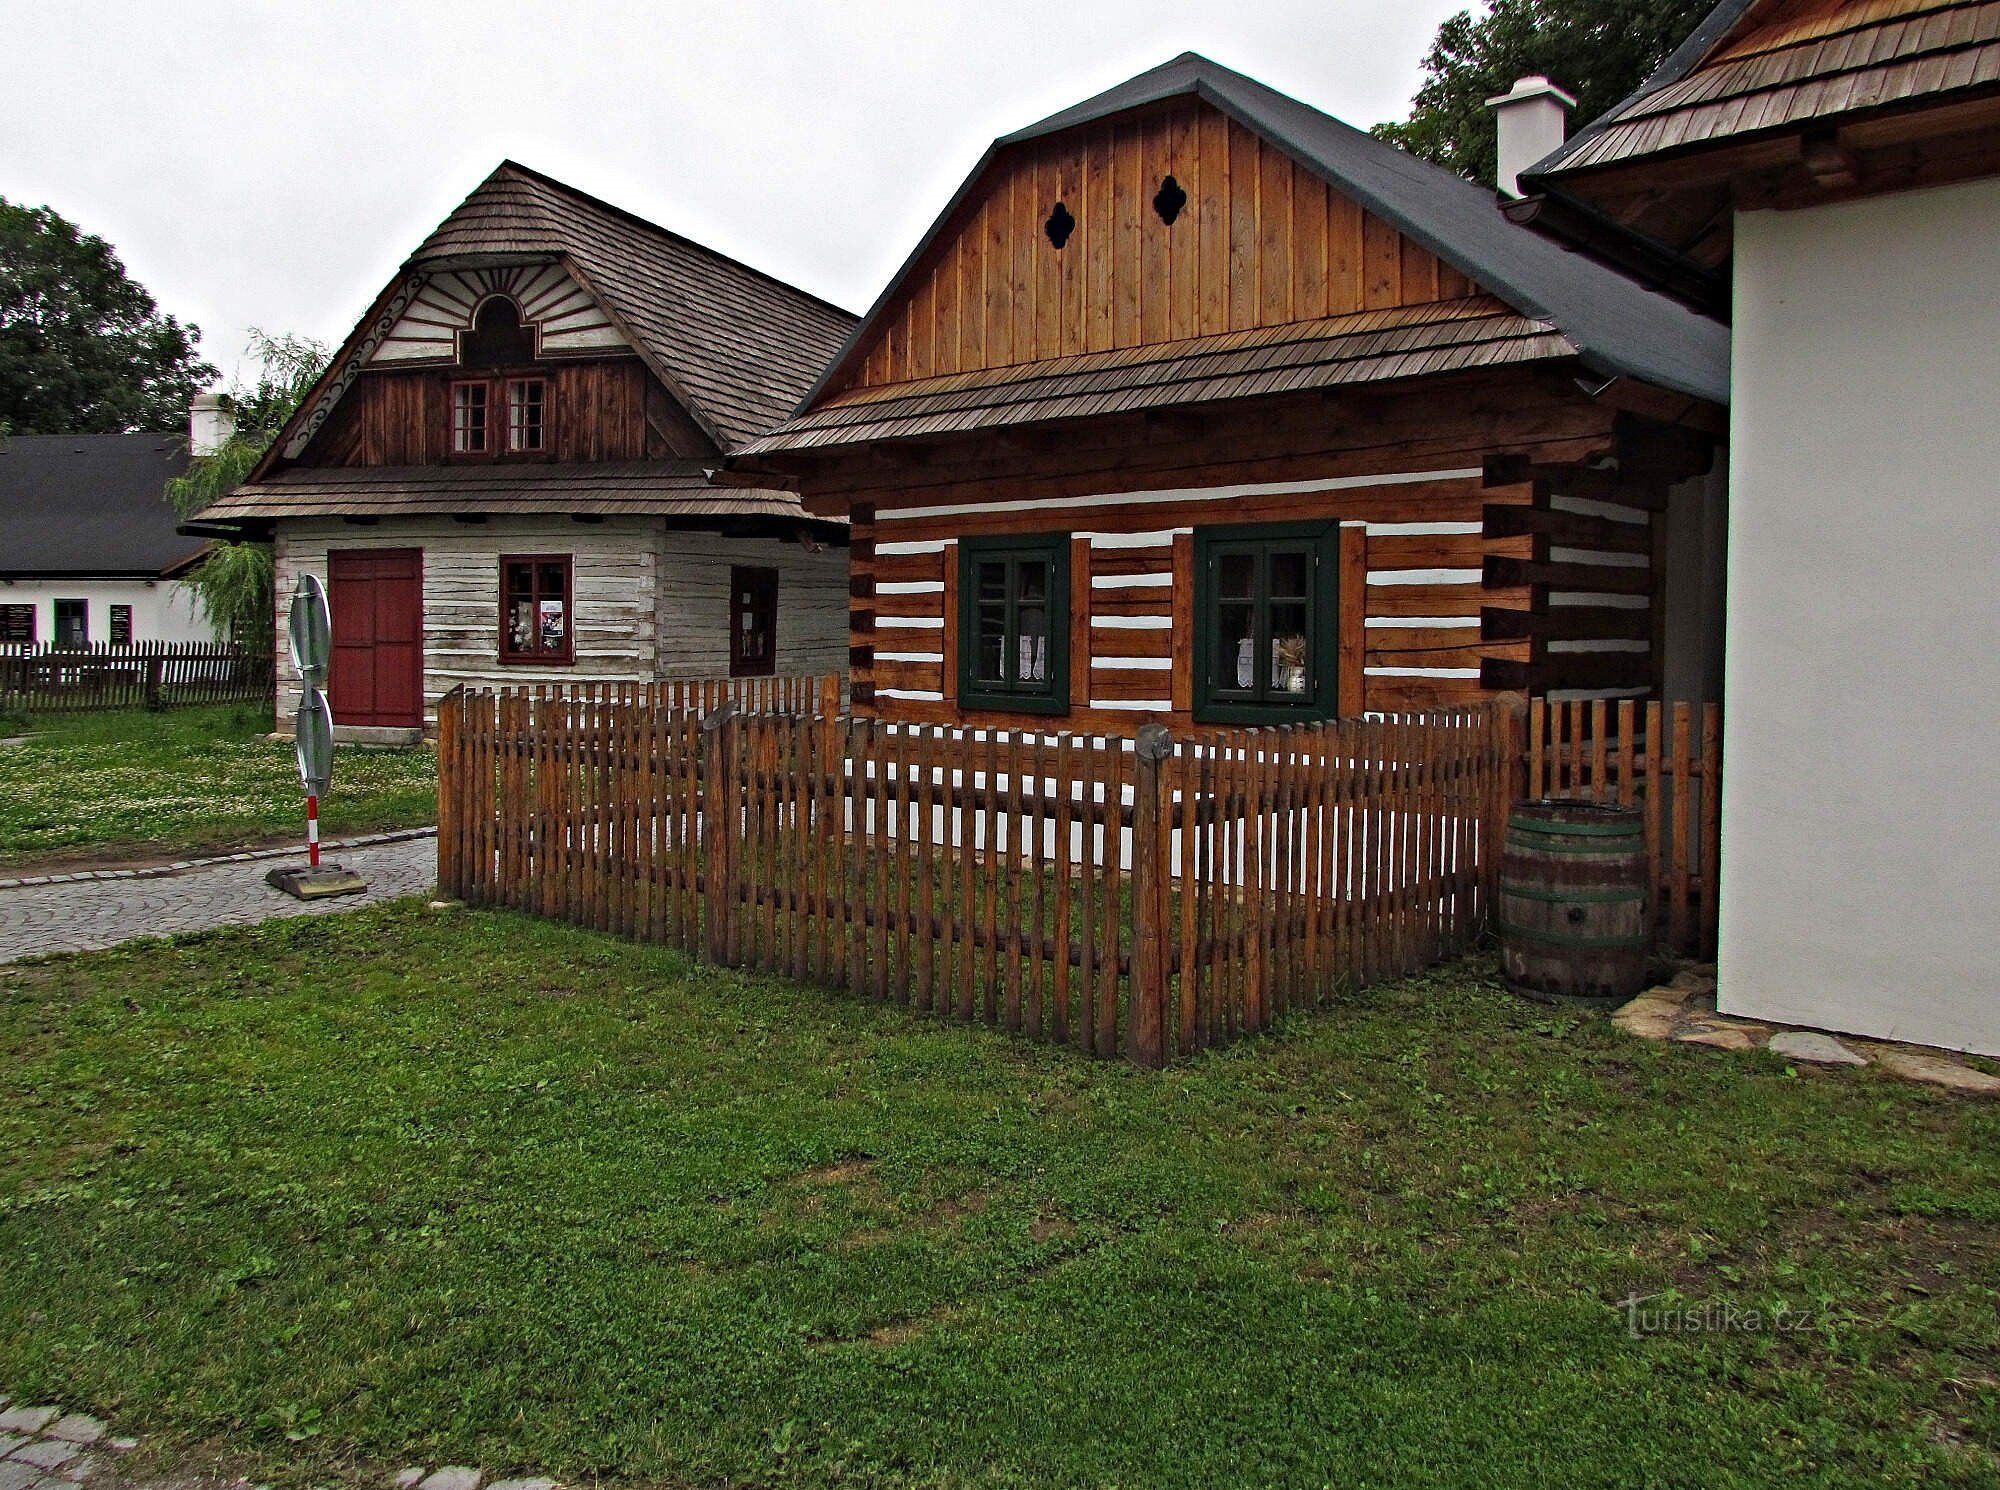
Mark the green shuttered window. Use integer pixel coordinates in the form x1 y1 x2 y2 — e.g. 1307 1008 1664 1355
957 534 1070 714
1193 522 1339 725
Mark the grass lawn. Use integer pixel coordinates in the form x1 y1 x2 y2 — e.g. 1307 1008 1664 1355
2 906 1997 1488
0 706 437 867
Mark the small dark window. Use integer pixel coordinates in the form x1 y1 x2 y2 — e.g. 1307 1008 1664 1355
1193 523 1339 724
500 555 573 663
451 381 489 454
0 604 34 642
109 604 133 644
1152 174 1188 225
507 378 547 453
1044 202 1076 250
462 295 536 367
729 566 778 678
957 534 1070 714
54 599 88 648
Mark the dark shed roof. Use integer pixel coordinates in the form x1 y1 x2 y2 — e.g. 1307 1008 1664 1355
0 434 199 578
785 52 1727 421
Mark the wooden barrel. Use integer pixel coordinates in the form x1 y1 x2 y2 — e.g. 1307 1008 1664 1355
1499 799 1650 1004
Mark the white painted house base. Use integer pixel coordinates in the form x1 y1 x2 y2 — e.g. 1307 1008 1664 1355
1719 177 2000 1058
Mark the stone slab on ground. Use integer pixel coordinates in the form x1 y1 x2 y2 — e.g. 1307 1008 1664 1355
1613 989 1688 1041
1677 1022 1758 1052
1769 1030 1869 1066
45 1415 106 1446
0 1413 56 1438
1868 1046 2000 1095
10 1438 80 1470
0 1462 43 1490
418 1468 482 1490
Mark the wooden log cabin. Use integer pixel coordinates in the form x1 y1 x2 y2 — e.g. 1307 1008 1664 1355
192 162 857 739
733 54 1733 732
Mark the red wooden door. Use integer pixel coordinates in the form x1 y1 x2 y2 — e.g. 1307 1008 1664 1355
327 549 424 728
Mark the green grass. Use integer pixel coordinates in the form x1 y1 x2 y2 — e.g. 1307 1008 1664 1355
0 706 436 866
2 906 1997 1488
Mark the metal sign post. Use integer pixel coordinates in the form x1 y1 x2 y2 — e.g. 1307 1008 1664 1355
267 574 366 900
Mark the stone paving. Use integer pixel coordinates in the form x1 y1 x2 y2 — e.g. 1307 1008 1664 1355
0 1397 563 1490
0 1401 136 1490
0 834 438 965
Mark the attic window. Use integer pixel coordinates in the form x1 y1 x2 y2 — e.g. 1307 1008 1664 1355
462 295 536 367
1043 202 1076 250
1153 175 1187 226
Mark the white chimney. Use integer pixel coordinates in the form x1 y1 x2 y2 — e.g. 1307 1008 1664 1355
1486 75 1577 198
189 391 236 457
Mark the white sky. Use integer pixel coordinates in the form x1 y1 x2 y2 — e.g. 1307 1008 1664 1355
0 0 1469 385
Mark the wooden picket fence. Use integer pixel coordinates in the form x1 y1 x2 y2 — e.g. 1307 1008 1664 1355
0 641 274 714
1522 697 1723 957
438 679 1512 1065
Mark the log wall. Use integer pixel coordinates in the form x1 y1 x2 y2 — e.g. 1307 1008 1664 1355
273 516 848 730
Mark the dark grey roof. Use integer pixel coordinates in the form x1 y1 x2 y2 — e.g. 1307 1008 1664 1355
0 434 200 577
797 51 1728 411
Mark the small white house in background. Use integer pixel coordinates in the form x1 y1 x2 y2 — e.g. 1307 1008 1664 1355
0 430 212 647
1523 0 2000 1056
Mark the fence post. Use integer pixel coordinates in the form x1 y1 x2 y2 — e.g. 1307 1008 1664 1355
437 686 463 898
143 655 165 711
1129 723 1174 1068
1486 692 1528 922
701 700 738 966
817 672 841 721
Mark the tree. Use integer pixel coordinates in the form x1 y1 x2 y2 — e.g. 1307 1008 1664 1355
167 331 329 645
0 198 218 434
1373 0 1713 186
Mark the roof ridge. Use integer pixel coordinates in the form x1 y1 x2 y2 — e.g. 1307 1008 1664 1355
477 159 858 321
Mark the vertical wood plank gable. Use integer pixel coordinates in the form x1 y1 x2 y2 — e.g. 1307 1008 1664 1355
830 97 1489 393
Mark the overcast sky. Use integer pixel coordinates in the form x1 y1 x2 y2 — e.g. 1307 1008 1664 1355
1 0 1469 386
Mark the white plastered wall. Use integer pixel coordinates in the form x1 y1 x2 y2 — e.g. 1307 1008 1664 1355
0 579 211 645
1720 176 2000 1055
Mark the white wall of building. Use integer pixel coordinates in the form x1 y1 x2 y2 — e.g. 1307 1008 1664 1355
0 579 211 646
1721 177 2000 1055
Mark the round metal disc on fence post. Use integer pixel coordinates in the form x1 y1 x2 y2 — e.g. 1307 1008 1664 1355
289 574 331 693
295 690 335 800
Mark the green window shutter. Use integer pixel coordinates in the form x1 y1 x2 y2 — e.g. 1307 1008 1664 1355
957 533 1071 715
1192 521 1340 726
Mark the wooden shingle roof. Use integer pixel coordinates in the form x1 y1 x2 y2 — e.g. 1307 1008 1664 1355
200 460 812 523
1528 0 2000 180
406 162 858 449
741 298 1573 454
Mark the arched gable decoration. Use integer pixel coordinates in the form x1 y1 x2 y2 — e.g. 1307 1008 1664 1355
368 261 630 366
461 295 538 366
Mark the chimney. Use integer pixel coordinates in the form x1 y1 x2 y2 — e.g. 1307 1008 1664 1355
1486 75 1577 198
189 391 236 457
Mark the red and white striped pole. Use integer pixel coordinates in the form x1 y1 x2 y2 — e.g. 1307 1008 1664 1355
306 795 321 867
